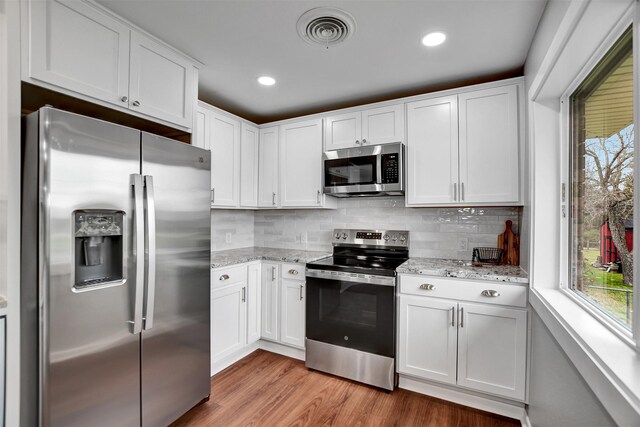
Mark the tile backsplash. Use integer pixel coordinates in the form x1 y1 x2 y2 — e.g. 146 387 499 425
213 197 520 260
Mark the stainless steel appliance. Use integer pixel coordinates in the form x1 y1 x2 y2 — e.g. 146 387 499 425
323 142 404 197
21 108 211 426
305 229 409 390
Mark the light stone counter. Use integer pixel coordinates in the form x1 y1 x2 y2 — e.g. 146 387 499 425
211 247 332 269
396 258 528 284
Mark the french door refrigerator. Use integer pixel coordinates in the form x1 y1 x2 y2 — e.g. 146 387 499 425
21 107 211 426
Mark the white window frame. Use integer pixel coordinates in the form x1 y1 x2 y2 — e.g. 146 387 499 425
558 17 638 346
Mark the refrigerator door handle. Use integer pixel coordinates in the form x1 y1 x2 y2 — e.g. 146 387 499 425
143 175 157 330
130 174 145 334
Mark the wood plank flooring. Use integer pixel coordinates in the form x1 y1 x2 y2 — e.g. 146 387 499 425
172 350 520 427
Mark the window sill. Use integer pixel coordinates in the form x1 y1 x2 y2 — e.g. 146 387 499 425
530 288 640 425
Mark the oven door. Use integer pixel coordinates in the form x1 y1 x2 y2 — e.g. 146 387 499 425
305 272 395 358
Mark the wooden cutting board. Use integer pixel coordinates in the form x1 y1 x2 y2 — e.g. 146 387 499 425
497 220 519 266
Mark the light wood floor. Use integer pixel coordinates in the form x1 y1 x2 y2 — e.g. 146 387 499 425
172 349 520 427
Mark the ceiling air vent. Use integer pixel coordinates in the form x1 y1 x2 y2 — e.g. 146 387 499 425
296 7 357 48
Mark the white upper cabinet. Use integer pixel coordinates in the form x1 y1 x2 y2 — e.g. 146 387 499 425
406 96 458 205
193 106 211 150
210 111 240 207
128 31 194 128
240 123 259 208
280 119 325 207
24 0 197 130
406 83 521 206
258 127 280 208
324 104 404 150
458 86 519 203
27 0 131 106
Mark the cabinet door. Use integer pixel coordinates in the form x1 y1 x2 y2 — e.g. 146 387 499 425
28 0 131 106
240 123 259 208
261 263 280 341
280 279 305 348
397 295 458 384
210 112 240 207
458 86 519 203
324 112 361 150
258 127 279 208
406 96 459 205
193 105 211 150
280 119 323 207
211 282 247 364
246 263 262 344
457 302 527 400
361 104 405 145
129 31 195 128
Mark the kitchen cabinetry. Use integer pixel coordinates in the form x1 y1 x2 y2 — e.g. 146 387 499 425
23 0 197 130
406 83 520 206
280 264 305 349
240 123 259 208
260 262 280 341
324 104 404 150
246 263 262 344
280 119 327 208
258 127 279 208
0 317 4 424
210 111 241 207
397 275 527 401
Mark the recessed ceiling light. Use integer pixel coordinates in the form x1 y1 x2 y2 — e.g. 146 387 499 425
422 32 446 47
257 76 276 86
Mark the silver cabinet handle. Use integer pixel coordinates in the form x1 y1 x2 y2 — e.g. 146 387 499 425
132 100 141 107
355 140 361 145
362 138 367 144
451 307 455 327
459 307 464 328
242 286 246 302
143 175 156 330
271 266 276 281
272 192 276 206
219 274 229 281
453 183 457 201
461 182 465 201
288 269 299 275
299 284 304 300
130 174 145 335
317 190 321 204
211 188 215 203
419 283 435 290
121 96 128 103
481 289 501 297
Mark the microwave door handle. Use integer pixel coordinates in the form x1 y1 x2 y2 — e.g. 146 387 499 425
376 153 383 185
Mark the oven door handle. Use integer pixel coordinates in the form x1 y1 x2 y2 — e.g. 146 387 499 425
305 269 396 287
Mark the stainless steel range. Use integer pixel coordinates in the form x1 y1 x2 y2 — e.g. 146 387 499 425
305 229 409 390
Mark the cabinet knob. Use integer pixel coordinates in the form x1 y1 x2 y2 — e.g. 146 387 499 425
132 100 141 107
481 289 500 297
121 96 128 103
219 274 229 281
288 269 299 275
355 140 361 145
362 138 367 144
419 283 435 290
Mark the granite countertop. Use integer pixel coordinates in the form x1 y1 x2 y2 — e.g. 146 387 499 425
211 247 332 269
396 258 528 284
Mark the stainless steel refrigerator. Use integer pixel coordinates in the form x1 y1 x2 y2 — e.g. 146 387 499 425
21 107 211 426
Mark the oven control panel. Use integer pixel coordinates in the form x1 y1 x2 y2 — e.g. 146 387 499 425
333 229 409 247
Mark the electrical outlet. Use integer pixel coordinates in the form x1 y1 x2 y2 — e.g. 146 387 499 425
225 233 231 243
301 231 308 244
458 237 468 251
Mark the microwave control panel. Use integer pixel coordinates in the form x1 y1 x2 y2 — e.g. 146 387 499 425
381 153 400 184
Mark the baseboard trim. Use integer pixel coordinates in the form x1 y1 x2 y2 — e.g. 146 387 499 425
210 341 260 376
521 411 532 427
398 375 525 421
258 339 305 361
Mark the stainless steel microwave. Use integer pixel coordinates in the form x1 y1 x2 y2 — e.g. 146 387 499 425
323 142 404 197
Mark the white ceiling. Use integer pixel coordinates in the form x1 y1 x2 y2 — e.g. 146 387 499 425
97 0 546 124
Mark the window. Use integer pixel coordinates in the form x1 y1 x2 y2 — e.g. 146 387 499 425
570 26 634 330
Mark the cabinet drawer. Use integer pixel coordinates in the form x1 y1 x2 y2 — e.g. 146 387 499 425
211 264 247 288
281 263 305 281
399 275 527 308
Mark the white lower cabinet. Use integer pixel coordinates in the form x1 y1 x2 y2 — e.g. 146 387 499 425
397 275 527 401
280 278 305 348
246 263 262 344
260 262 280 341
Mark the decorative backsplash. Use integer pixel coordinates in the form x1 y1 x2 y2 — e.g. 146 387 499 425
212 197 520 260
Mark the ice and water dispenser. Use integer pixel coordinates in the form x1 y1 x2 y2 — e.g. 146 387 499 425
74 210 125 289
